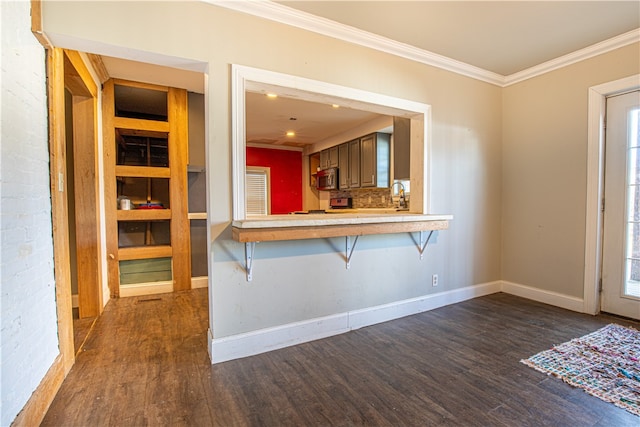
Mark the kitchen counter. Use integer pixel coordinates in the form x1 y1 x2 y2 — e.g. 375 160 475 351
233 212 451 230
232 212 453 280
232 213 452 243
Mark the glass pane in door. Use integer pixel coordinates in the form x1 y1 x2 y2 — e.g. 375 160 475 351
625 108 640 298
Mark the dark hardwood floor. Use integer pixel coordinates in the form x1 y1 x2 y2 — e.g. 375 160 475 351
41 289 639 426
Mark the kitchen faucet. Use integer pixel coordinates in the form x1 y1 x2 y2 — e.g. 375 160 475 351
392 181 407 209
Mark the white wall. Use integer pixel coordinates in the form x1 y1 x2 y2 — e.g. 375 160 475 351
0 1 60 423
502 43 640 298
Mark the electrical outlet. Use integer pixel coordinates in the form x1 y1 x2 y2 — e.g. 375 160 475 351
432 274 439 287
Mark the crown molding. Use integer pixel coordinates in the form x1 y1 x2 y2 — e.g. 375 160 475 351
504 28 640 87
208 0 505 86
208 1 639 88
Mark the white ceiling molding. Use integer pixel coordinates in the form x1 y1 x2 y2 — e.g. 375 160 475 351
504 29 640 87
247 142 303 152
208 0 504 86
208 1 639 88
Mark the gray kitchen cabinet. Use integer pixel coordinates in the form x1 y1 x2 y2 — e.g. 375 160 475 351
320 146 339 170
338 143 349 189
319 150 329 170
393 117 411 180
360 132 390 188
338 140 360 189
329 146 339 167
349 138 360 188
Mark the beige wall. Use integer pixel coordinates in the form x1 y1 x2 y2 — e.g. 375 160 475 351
42 1 503 338
502 43 640 298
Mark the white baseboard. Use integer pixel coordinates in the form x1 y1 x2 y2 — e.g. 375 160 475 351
191 276 208 289
211 313 350 364
210 281 502 364
348 281 502 330
500 280 584 313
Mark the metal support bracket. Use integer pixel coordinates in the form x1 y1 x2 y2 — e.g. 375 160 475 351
345 235 359 269
245 242 256 281
418 230 434 260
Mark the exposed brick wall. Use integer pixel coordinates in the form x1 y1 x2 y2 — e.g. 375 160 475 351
1 2 60 424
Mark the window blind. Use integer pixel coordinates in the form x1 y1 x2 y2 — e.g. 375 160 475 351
246 169 268 216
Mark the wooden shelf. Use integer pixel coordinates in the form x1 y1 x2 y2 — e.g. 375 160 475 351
188 212 207 220
118 245 172 261
116 165 170 178
233 220 448 243
113 116 169 134
232 217 450 281
117 209 171 221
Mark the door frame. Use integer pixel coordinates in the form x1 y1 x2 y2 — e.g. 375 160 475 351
584 74 640 314
65 51 104 318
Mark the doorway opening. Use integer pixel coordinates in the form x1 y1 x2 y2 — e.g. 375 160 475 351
61 51 103 354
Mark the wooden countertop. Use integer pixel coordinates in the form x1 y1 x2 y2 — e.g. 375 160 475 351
232 213 452 243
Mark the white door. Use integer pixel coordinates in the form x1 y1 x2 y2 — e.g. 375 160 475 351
601 90 640 319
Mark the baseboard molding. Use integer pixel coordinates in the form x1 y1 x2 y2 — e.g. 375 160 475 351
500 280 584 313
348 281 502 330
210 281 502 363
191 276 208 289
119 281 173 298
11 353 65 427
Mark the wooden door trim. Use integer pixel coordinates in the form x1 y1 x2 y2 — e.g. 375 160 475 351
169 87 192 290
103 79 120 297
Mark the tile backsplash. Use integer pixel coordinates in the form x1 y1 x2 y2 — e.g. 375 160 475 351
331 188 404 209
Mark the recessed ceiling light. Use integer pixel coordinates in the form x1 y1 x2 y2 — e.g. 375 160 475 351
286 131 295 137
266 93 278 99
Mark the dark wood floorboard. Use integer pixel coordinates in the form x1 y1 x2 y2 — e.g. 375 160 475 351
41 290 639 426
72 315 97 355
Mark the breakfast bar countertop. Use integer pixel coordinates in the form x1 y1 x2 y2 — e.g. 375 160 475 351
231 212 453 280
232 212 453 229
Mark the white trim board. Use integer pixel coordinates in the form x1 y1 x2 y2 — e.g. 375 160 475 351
584 74 640 315
209 280 589 364
210 281 501 363
208 1 639 87
231 64 432 221
501 281 584 313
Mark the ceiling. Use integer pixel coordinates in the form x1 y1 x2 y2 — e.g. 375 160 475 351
245 92 384 148
100 0 639 148
276 1 639 76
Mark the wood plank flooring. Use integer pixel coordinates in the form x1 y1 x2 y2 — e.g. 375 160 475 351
41 290 640 426
72 316 97 355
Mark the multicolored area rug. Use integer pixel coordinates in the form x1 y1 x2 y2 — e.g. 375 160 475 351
521 323 640 416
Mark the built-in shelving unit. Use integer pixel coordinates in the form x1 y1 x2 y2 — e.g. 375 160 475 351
103 79 191 297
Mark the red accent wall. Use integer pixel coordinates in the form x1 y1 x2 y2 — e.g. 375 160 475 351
246 147 302 214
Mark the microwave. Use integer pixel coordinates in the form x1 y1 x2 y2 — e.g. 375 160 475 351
316 167 338 191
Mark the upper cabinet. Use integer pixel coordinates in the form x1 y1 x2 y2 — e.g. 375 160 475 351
338 139 361 189
315 132 390 191
393 117 411 180
320 146 339 170
360 132 390 188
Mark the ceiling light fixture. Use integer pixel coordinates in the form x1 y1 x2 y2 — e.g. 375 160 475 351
286 131 295 137
332 104 340 108
266 93 278 99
